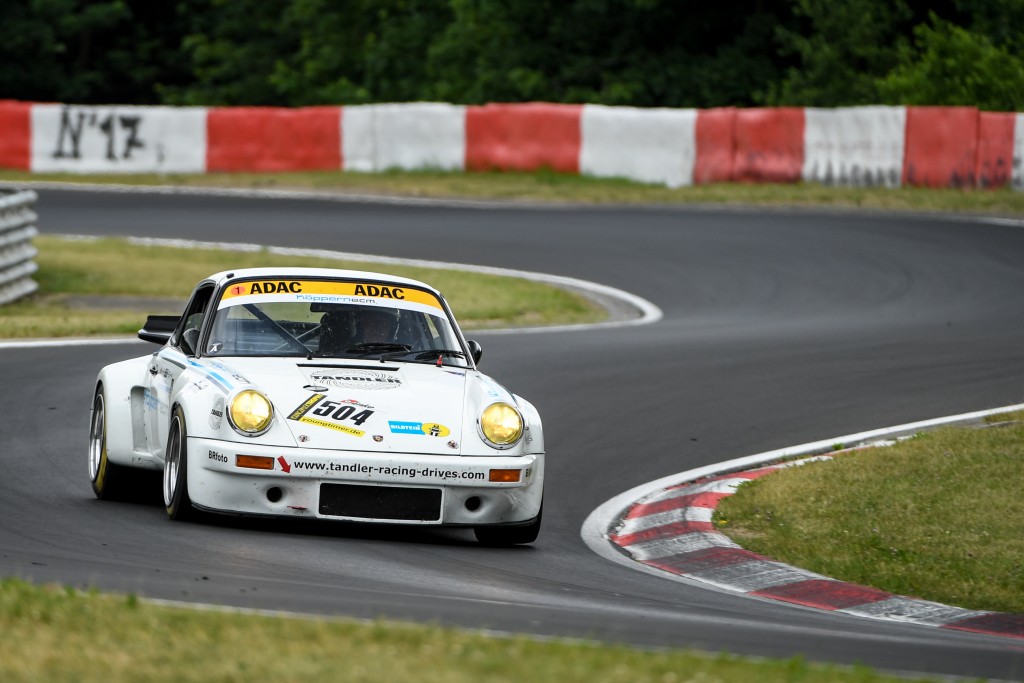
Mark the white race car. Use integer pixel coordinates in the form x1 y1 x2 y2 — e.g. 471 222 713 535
88 267 544 545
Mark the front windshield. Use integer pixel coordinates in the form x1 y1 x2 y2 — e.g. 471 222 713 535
204 277 469 367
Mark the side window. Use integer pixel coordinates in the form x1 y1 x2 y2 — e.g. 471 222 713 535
172 284 216 354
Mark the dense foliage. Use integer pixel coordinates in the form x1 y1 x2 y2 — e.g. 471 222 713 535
2 0 1021 110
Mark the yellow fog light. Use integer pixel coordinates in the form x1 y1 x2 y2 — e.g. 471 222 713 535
228 390 274 436
479 402 523 448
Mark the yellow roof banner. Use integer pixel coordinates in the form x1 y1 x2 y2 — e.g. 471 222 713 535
220 279 444 310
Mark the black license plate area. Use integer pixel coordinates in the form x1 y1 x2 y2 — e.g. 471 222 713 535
319 483 442 521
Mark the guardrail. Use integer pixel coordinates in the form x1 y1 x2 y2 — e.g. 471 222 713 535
0 190 39 305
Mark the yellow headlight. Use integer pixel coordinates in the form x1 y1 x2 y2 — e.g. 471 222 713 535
228 390 274 435
479 402 523 447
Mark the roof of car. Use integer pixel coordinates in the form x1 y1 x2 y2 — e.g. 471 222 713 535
205 267 439 293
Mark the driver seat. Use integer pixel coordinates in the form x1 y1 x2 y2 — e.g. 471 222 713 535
318 310 356 356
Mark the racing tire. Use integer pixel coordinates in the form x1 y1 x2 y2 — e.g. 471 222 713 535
163 406 197 521
474 504 542 546
89 386 133 500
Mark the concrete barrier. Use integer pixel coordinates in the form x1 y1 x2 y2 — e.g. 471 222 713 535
468 102 582 174
207 106 340 172
802 107 905 188
342 103 465 172
732 108 805 184
580 104 696 188
903 107 979 189
2 100 1023 190
693 108 736 185
30 104 207 174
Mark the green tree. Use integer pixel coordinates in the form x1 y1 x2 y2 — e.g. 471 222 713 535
765 0 922 105
876 14 1024 111
0 0 197 104
764 0 1024 108
952 0 1024 55
425 0 793 107
164 0 795 108
268 0 452 105
160 0 298 106
6 0 1019 110
165 0 451 106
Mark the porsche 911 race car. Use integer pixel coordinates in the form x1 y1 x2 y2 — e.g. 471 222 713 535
88 267 544 545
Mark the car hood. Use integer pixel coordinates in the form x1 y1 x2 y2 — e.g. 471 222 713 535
210 357 476 454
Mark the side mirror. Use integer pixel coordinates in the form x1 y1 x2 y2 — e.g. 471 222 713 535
181 328 201 356
467 339 482 365
138 315 179 345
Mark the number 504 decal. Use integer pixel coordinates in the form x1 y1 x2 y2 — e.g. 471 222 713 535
287 394 375 436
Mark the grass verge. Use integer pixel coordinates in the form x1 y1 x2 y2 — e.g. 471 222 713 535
713 419 1024 613
0 578 913 683
0 235 604 338
3 168 1024 215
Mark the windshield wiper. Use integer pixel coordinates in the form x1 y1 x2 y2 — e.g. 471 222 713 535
345 342 412 355
381 348 467 363
305 342 410 360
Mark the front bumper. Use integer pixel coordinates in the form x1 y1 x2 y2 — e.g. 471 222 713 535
187 437 544 525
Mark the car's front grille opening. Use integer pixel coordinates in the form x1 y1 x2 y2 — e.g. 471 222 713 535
319 483 442 521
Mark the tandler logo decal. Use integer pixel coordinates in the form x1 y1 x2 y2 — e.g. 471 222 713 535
310 370 403 391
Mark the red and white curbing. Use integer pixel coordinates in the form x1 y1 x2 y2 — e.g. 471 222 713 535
584 407 1024 640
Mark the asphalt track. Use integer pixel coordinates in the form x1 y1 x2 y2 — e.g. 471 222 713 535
2 187 1024 680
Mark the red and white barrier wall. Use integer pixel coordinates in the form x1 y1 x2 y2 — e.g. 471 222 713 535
1 100 1022 190
803 106 905 188
580 105 697 188
344 103 465 173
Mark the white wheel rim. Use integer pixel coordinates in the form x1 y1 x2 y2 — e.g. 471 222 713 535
163 417 181 507
88 394 104 481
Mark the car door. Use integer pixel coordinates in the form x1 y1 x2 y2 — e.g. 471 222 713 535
145 283 216 458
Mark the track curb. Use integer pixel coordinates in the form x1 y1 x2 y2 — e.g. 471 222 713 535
582 405 1024 640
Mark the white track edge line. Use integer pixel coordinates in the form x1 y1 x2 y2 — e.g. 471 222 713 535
0 235 661 350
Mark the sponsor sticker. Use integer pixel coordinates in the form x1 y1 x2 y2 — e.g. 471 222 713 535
310 370 402 391
287 394 324 421
209 396 225 430
283 458 486 481
287 394 373 437
293 416 364 437
220 280 443 310
388 421 451 437
185 378 210 394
